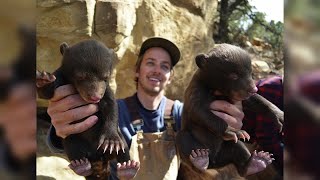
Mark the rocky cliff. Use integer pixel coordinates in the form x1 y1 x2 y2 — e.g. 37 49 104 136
36 1 284 179
37 0 218 107
37 0 218 178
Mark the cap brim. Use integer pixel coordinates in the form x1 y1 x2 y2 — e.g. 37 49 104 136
139 37 180 67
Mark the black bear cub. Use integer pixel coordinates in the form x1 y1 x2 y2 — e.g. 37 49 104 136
37 39 139 179
176 44 282 179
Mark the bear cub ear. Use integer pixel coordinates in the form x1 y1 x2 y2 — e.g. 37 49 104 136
195 53 209 69
60 42 69 55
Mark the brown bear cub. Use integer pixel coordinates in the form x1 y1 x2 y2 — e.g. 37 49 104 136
36 40 139 179
176 44 283 179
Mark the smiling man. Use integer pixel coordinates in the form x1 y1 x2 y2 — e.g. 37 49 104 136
46 37 246 179
136 47 173 97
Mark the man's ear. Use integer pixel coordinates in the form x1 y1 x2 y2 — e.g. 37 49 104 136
167 79 171 84
195 54 208 69
167 70 174 84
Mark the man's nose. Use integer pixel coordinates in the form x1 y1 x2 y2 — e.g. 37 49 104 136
153 64 162 74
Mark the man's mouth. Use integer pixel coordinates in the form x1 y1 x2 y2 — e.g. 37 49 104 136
148 77 161 83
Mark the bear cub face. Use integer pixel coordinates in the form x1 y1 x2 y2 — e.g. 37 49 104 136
60 40 117 103
195 43 258 102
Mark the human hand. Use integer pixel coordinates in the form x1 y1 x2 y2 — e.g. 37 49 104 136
209 100 244 130
0 83 36 161
47 84 99 138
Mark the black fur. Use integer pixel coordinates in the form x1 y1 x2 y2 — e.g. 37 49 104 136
176 44 283 177
37 39 129 179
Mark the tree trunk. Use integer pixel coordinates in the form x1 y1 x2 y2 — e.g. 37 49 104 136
215 0 230 43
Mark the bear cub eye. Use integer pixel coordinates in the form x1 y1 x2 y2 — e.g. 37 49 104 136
228 73 239 80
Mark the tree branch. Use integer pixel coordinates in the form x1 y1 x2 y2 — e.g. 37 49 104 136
237 7 282 36
229 0 248 13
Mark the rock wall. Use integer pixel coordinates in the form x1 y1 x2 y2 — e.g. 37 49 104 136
35 1 286 179
37 1 219 178
36 0 218 106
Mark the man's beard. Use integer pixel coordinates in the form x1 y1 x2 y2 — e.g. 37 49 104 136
139 81 162 96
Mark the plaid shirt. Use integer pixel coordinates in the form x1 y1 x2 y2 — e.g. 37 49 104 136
242 75 284 175
298 70 320 104
285 71 320 177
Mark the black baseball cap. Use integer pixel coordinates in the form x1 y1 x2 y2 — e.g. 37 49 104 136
138 37 181 67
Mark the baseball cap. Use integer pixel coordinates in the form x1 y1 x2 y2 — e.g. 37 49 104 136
138 37 181 67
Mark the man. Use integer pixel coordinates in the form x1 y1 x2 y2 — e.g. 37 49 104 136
46 37 247 179
0 82 36 179
285 70 320 178
243 75 284 178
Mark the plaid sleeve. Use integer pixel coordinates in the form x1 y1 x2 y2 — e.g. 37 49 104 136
242 75 283 175
298 70 320 104
255 75 283 110
285 71 320 176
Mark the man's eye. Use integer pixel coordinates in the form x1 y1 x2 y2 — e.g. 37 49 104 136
161 65 170 71
146 61 154 65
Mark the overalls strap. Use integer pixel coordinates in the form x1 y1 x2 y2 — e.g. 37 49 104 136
124 95 143 130
164 99 175 130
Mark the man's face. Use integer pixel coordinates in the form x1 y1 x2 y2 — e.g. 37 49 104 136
136 47 172 96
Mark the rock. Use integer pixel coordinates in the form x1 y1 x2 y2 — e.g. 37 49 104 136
35 0 284 178
252 60 270 73
262 50 274 58
36 0 221 177
36 0 218 102
252 37 264 47
37 117 84 179
37 156 85 180
37 1 91 38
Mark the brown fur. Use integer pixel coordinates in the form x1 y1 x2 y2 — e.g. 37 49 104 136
245 143 279 180
176 44 283 179
178 162 245 180
37 40 129 179
177 143 279 180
